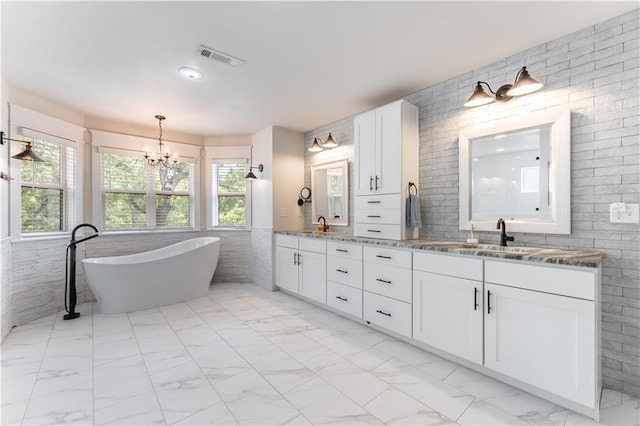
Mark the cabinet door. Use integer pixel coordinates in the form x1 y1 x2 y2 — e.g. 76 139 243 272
276 246 299 294
299 250 327 304
413 271 483 364
484 283 595 408
376 102 402 194
354 110 377 196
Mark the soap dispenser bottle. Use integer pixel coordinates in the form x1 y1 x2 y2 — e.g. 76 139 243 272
466 225 479 244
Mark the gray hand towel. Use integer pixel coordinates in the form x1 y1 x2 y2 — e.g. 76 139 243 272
406 194 422 229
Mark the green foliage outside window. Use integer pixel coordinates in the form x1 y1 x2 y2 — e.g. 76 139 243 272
218 196 245 226
213 163 246 226
20 139 66 233
103 153 192 229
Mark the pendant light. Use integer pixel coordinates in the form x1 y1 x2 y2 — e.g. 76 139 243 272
144 115 178 168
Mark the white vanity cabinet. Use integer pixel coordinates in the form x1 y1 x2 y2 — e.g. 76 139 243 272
275 235 327 304
412 252 484 364
362 246 412 337
326 241 363 318
484 260 598 410
354 100 419 240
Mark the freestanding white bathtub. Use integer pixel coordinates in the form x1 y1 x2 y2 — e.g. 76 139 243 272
82 237 220 314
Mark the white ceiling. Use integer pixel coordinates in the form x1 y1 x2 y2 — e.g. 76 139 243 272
2 1 637 137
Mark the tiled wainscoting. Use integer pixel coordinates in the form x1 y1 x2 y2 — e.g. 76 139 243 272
2 283 639 425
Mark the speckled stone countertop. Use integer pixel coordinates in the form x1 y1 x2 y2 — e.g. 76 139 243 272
275 231 603 268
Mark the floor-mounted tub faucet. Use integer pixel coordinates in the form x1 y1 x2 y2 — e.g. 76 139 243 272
496 218 514 247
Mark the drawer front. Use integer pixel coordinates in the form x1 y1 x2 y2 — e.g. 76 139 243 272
413 252 483 281
327 281 363 319
327 256 363 289
354 223 401 240
355 209 401 225
364 246 412 269
355 193 402 210
326 241 363 260
299 237 327 254
364 263 412 302
364 291 412 338
485 261 596 300
276 234 298 249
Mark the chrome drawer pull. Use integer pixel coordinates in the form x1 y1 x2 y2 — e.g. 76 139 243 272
368 229 381 233
375 254 391 259
376 278 391 284
336 269 348 274
367 201 381 204
376 309 391 317
367 215 381 218
336 296 348 302
335 248 348 253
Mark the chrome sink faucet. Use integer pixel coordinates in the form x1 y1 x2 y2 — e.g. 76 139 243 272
496 218 514 247
317 216 329 232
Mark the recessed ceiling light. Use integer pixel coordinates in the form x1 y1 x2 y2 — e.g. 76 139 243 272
178 67 204 80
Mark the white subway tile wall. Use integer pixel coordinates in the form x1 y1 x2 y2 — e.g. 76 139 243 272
304 9 640 396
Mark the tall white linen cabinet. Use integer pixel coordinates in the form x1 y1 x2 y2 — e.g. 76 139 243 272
353 99 419 240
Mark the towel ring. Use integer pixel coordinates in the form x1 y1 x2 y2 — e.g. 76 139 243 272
408 182 418 195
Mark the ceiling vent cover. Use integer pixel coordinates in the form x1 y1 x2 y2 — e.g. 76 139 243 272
197 45 245 68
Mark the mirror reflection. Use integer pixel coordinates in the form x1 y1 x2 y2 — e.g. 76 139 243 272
311 159 349 226
471 125 551 221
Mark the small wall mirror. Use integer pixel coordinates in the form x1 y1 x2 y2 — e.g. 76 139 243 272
311 159 349 226
459 109 571 234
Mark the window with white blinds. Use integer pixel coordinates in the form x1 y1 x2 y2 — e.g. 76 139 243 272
101 151 194 230
20 137 76 234
211 160 248 227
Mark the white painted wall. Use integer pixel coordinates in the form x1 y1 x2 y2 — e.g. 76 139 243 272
250 127 274 229
272 126 304 231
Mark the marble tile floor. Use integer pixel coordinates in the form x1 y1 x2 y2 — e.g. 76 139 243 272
2 283 639 426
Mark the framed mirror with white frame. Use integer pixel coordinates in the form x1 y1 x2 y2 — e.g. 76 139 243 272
311 159 349 226
459 109 571 234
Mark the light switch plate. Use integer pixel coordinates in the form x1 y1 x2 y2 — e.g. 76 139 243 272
610 203 640 223
279 207 288 218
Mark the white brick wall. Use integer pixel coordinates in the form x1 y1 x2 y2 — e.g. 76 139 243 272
304 9 640 396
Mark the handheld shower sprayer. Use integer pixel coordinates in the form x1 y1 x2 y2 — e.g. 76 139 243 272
64 223 99 320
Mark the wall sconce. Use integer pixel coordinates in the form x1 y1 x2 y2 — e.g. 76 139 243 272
1 131 44 162
464 66 544 107
308 132 338 152
244 164 264 179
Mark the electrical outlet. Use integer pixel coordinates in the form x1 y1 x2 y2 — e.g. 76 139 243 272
610 203 640 224
279 208 288 218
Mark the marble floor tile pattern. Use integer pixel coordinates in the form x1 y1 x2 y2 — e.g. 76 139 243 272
2 283 639 426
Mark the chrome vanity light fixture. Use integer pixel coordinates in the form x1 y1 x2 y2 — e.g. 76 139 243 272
307 133 338 152
464 66 544 107
244 164 264 179
144 115 178 169
2 131 44 162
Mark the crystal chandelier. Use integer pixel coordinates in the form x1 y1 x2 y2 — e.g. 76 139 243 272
144 115 178 168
